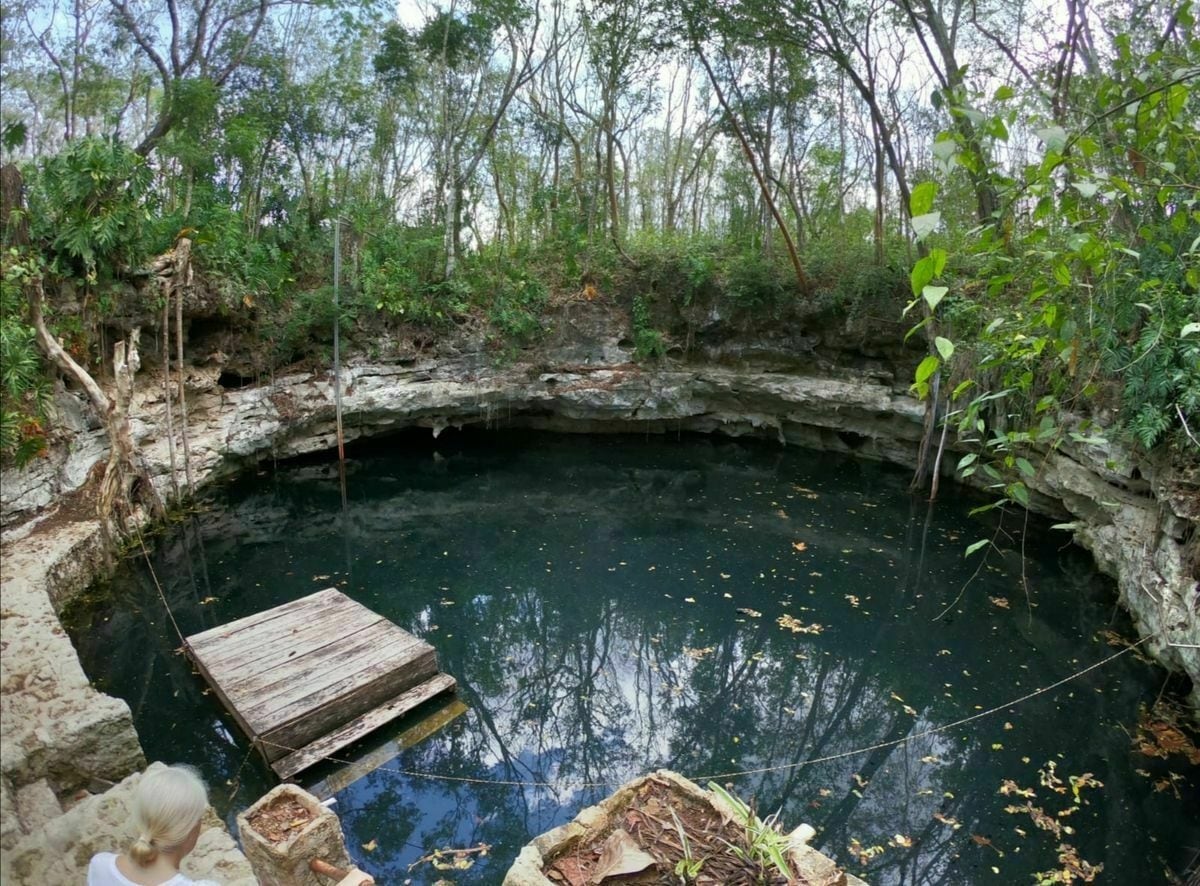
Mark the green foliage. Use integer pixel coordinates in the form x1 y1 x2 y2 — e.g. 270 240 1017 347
910 28 1200 509
187 200 293 301
262 284 352 368
632 294 666 362
484 272 547 346
722 252 791 311
26 137 156 287
362 225 459 326
0 254 48 464
669 807 704 882
706 782 796 883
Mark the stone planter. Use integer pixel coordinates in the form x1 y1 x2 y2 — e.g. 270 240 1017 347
503 769 865 885
236 784 357 886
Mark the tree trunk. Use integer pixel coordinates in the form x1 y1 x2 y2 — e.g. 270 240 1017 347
695 45 809 292
161 292 180 500
28 277 164 531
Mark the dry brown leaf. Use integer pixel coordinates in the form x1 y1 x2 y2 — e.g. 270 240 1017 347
590 829 655 883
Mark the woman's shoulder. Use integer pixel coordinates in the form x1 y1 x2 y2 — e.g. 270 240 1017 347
86 853 122 884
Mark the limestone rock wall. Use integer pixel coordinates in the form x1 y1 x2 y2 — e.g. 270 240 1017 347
2 324 1196 786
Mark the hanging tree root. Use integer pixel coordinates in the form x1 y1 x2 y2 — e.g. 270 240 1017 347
28 276 164 538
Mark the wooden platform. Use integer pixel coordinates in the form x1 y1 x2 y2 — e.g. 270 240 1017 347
185 588 457 779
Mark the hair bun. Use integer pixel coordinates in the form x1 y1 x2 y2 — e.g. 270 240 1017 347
130 833 159 865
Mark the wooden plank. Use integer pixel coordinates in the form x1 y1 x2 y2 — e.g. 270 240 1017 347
184 644 262 760
188 589 358 663
210 612 401 694
272 674 458 780
308 698 469 798
257 648 439 760
224 620 423 717
188 587 344 649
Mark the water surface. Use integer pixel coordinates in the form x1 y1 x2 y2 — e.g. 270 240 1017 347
67 431 1199 884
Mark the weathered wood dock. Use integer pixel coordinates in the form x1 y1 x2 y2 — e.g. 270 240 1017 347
185 587 457 780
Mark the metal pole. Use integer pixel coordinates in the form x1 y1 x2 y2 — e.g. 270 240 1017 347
333 217 345 465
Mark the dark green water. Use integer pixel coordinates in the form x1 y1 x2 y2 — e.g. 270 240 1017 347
67 431 1199 884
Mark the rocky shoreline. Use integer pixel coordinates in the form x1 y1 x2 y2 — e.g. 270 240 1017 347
0 305 1196 879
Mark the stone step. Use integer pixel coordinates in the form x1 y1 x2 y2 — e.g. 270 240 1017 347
15 779 62 834
0 764 255 885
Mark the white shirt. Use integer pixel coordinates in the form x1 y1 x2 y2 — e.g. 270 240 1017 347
86 852 220 886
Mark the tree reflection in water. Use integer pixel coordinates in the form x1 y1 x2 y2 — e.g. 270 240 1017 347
65 431 1199 885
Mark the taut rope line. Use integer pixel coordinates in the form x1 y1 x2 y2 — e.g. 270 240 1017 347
250 632 1154 791
131 533 1157 791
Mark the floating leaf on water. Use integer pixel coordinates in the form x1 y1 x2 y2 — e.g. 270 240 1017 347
989 596 1010 609
792 541 808 552
777 614 823 634
737 607 762 618
974 830 1003 854
999 780 1036 799
848 838 886 865
362 839 378 852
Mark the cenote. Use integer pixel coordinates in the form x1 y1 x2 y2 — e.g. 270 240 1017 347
65 430 1199 884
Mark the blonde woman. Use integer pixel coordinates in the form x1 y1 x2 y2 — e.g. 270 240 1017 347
87 764 220 886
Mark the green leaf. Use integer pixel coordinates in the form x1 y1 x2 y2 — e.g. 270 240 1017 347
993 85 1015 101
1016 457 1036 478
965 539 989 557
904 316 931 340
915 355 941 385
1052 264 1071 286
1009 483 1031 507
911 212 941 241
1036 125 1068 153
935 336 954 360
957 452 978 470
923 285 949 310
911 181 938 217
911 256 936 298
951 379 975 399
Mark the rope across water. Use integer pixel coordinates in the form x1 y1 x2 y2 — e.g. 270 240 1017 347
133 525 1155 793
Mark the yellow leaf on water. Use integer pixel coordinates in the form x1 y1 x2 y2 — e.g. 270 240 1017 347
792 541 808 552
362 839 378 852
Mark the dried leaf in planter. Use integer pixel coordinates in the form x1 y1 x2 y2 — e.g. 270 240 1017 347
590 828 656 883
